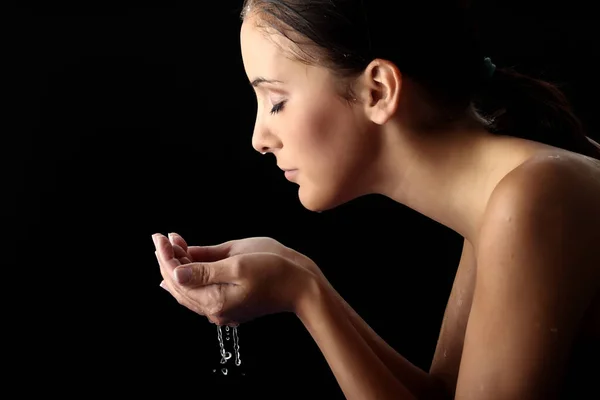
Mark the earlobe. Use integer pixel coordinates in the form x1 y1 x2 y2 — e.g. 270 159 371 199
362 59 402 125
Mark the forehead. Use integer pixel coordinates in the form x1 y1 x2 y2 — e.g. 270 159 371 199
240 14 339 94
240 16 306 79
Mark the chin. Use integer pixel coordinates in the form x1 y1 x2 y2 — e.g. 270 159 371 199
297 183 357 213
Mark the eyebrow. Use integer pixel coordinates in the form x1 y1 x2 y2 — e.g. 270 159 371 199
250 77 284 87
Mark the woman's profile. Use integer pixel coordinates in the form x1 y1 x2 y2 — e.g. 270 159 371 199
154 1 600 399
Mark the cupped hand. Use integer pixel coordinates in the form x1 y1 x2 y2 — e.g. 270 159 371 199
167 233 327 283
153 233 317 326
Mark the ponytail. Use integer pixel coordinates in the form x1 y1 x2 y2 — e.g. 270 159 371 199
473 67 600 160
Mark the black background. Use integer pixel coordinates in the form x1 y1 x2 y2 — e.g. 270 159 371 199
11 1 599 398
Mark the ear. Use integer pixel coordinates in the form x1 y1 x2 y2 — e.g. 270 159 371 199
358 59 402 125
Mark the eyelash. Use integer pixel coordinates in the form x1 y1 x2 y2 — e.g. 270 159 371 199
270 101 286 115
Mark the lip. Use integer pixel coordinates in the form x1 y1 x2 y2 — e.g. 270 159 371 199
283 169 298 180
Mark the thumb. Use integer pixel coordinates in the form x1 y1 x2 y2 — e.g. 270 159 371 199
173 261 233 287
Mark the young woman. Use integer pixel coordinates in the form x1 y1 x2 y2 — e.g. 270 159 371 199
154 1 600 398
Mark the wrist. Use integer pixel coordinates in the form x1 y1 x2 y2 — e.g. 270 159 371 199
293 269 327 319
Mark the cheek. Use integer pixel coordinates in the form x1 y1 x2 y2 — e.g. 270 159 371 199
291 100 356 164
290 101 368 204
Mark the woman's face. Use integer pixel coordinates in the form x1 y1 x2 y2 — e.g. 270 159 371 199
240 15 379 211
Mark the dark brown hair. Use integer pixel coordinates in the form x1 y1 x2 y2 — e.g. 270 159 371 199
241 0 600 159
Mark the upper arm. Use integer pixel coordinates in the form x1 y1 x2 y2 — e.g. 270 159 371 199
455 160 597 400
430 238 477 395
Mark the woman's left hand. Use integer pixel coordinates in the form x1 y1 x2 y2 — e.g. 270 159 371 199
153 234 316 326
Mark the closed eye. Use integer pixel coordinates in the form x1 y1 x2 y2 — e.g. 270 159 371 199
270 101 286 115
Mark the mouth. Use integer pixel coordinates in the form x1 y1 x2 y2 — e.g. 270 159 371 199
283 169 298 181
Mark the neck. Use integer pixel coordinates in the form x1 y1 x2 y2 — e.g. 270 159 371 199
368 123 534 243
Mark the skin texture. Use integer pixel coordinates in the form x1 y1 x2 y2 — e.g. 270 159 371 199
154 10 600 400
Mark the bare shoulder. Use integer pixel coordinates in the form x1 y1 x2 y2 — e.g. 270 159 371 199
481 150 600 284
487 150 600 212
453 151 600 399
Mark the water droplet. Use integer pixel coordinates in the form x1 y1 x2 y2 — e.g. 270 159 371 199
217 326 228 364
221 368 228 375
233 326 241 367
212 369 216 373
215 325 242 370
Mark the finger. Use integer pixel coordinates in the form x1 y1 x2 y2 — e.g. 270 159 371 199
159 280 171 293
187 241 234 263
154 245 187 302
169 233 200 264
172 244 192 264
169 232 188 252
155 253 206 316
173 259 237 287
156 251 181 300
153 234 181 272
155 251 177 291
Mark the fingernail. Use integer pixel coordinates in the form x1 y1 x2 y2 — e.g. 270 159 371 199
152 234 159 247
159 281 169 292
168 233 174 244
174 267 192 284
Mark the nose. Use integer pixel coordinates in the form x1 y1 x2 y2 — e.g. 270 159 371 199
251 114 282 155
